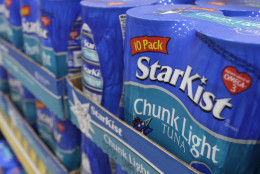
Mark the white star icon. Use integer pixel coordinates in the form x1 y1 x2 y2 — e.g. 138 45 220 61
70 90 95 140
200 76 208 86
160 8 189 15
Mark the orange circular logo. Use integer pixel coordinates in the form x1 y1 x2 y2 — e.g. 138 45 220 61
106 2 126 6
208 2 227 6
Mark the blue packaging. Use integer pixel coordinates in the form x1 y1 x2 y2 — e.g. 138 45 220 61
190 17 260 173
81 0 158 116
81 134 112 174
0 65 9 93
53 116 81 171
196 0 260 17
158 0 195 5
0 140 26 174
35 100 55 152
80 1 158 173
124 4 260 174
4 0 23 50
67 16 82 75
8 73 23 113
39 0 81 78
20 0 42 64
21 85 37 130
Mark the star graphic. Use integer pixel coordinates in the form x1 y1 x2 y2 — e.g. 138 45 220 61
70 90 95 140
159 8 189 15
200 76 208 86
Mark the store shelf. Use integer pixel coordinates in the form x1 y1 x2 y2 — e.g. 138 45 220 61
0 91 78 174
67 75 198 174
0 111 41 174
0 38 68 119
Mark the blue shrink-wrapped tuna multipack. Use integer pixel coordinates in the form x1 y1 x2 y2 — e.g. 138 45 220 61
20 0 42 64
124 4 260 174
36 99 81 171
39 0 81 78
53 115 81 171
80 0 159 173
2 0 23 50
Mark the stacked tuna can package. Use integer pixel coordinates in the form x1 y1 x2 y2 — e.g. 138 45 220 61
80 0 158 173
123 3 260 174
0 0 82 172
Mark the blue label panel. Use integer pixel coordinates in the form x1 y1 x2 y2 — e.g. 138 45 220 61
23 36 41 64
41 47 68 78
124 83 260 174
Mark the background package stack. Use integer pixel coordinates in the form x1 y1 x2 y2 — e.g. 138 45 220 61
20 0 42 64
20 0 82 75
35 100 55 152
53 114 81 171
0 0 83 172
196 0 260 17
39 0 81 78
2 0 23 50
17 0 83 170
35 100 81 171
80 0 158 173
123 4 260 174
